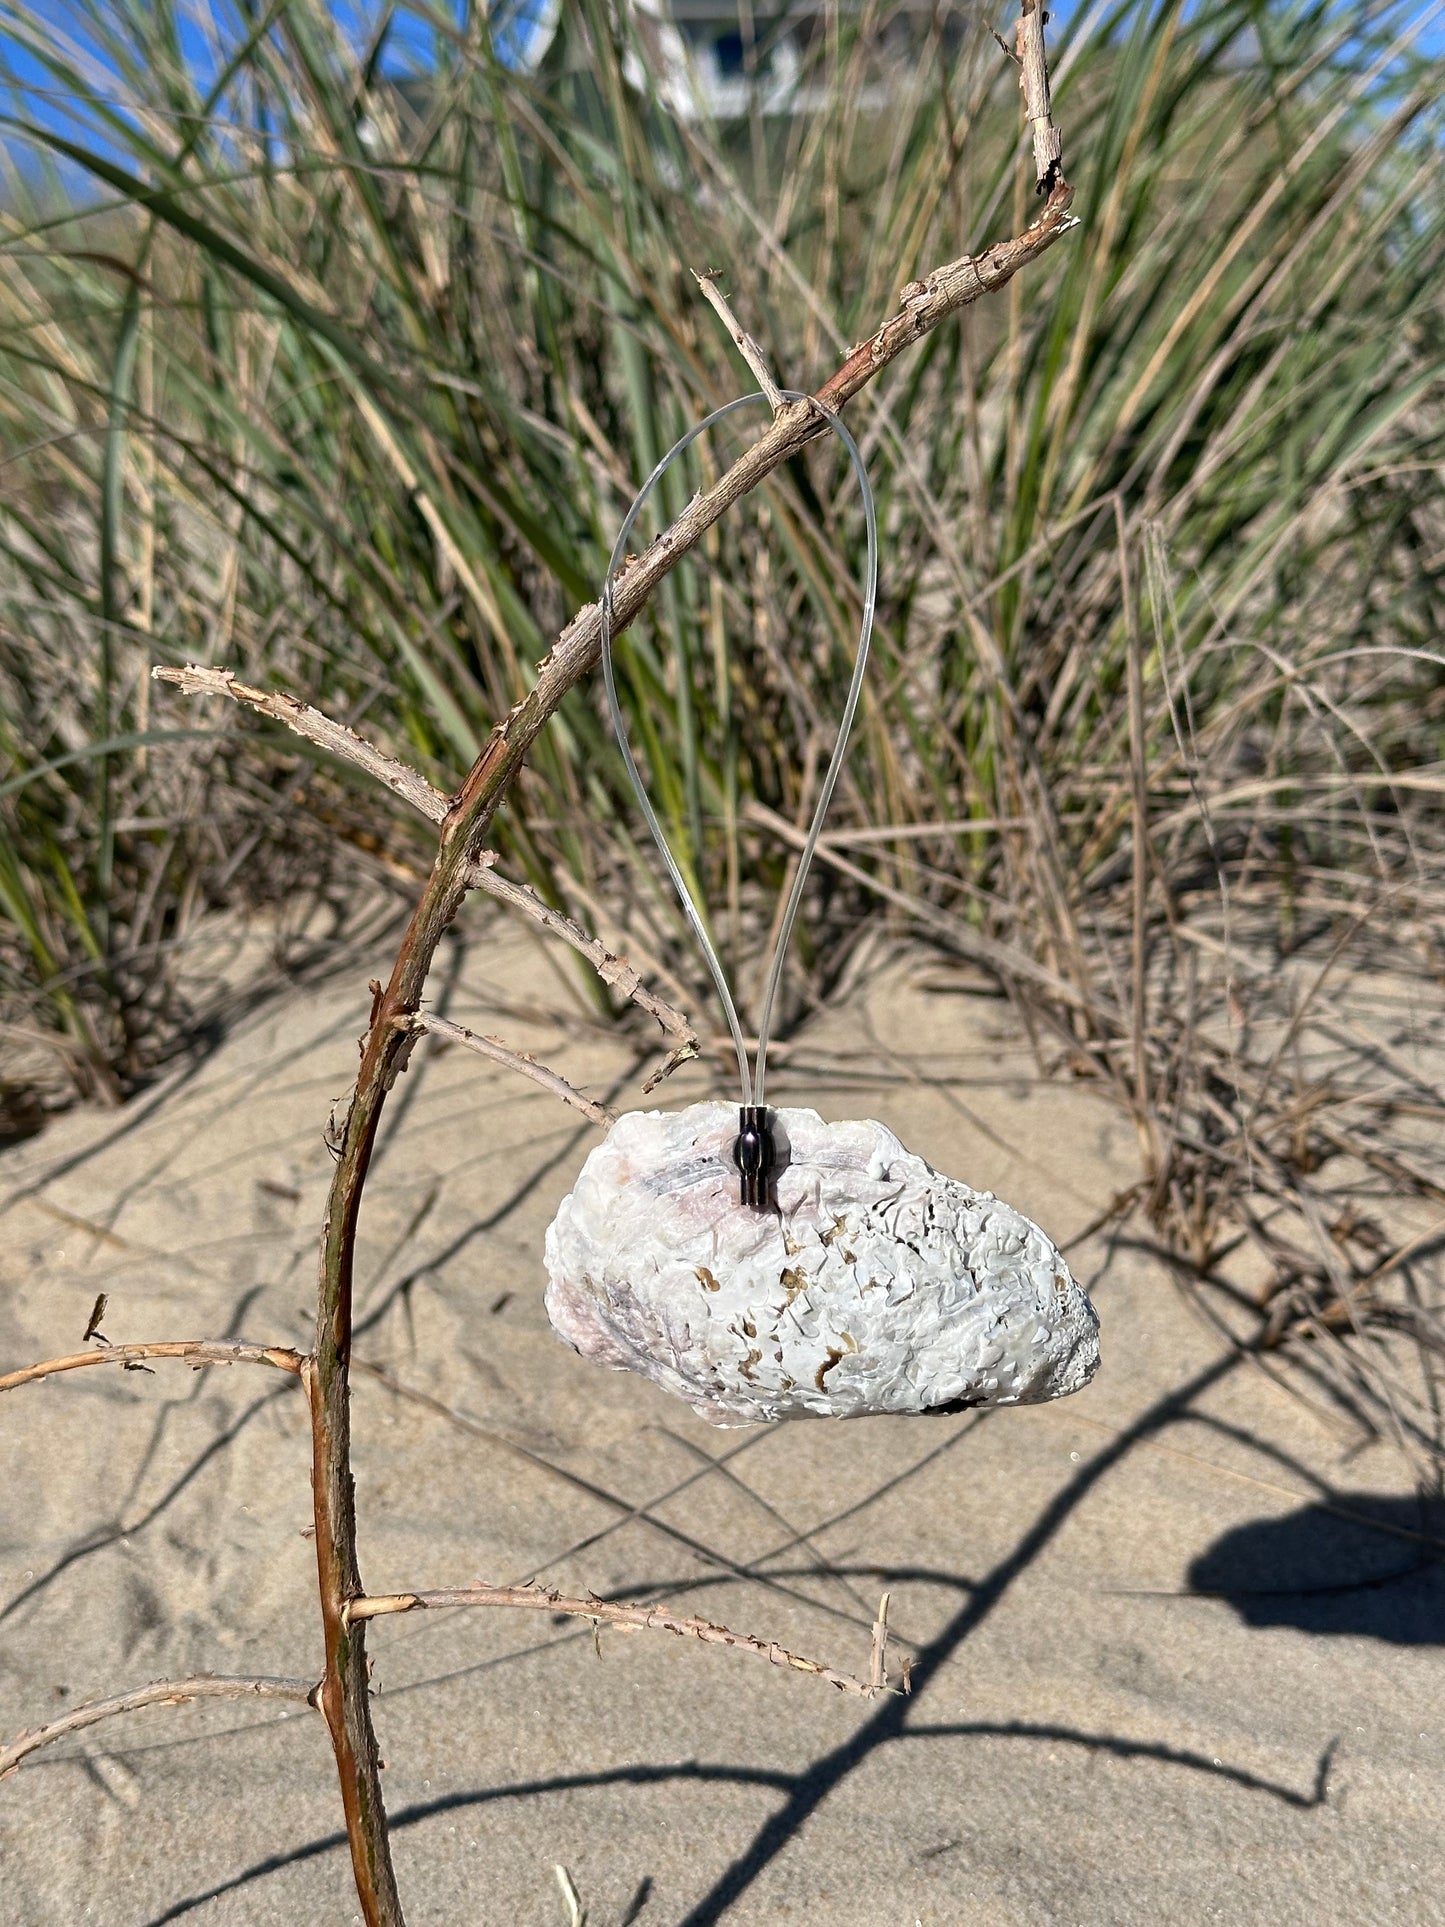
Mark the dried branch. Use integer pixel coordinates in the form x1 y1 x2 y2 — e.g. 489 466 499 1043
0 1675 318 1780
404 1011 615 1126
150 665 447 825
299 184 1074 1924
467 858 698 1087
147 130 1072 1927
694 270 786 413
1 1338 306 1394
820 186 1071 411
346 1582 886 1698
147 666 698 1086
1017 0 1064 194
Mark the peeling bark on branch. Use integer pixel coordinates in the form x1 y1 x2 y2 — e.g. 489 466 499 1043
1017 0 1064 195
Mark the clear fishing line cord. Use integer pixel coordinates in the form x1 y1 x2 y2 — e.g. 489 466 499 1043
598 390 878 1139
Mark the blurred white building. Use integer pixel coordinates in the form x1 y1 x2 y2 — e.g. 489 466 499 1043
488 0 958 117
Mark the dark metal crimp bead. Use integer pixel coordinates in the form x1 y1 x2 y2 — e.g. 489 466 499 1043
734 1104 776 1210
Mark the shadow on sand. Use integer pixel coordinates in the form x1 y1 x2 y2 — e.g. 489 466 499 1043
1187 1493 1445 1644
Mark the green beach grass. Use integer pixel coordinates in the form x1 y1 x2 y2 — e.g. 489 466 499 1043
1 0 1442 1454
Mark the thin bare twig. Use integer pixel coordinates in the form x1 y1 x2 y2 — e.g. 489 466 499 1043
467 857 698 1087
150 665 448 825
346 1583 886 1698
0 1676 318 1780
350 1356 887 1639
694 270 786 413
1 1338 306 1394
404 1010 615 1126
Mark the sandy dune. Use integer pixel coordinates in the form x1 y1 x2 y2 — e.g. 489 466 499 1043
2 923 1441 1926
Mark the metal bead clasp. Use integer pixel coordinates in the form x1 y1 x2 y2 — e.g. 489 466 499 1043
734 1105 776 1210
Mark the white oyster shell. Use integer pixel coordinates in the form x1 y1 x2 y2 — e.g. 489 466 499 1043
544 1102 1099 1427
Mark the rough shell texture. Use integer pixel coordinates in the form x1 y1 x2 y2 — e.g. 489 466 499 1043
544 1102 1099 1427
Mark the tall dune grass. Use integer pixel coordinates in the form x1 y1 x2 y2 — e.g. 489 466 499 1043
1 0 1442 1457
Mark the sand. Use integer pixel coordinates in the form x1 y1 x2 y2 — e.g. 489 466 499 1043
2 920 1442 1926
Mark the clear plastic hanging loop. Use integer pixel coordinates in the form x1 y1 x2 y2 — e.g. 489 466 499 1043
598 389 878 1112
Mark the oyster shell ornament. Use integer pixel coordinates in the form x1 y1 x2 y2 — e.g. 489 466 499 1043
546 1102 1098 1428
544 390 1099 1423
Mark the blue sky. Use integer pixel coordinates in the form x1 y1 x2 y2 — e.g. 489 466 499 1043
1 2 456 154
